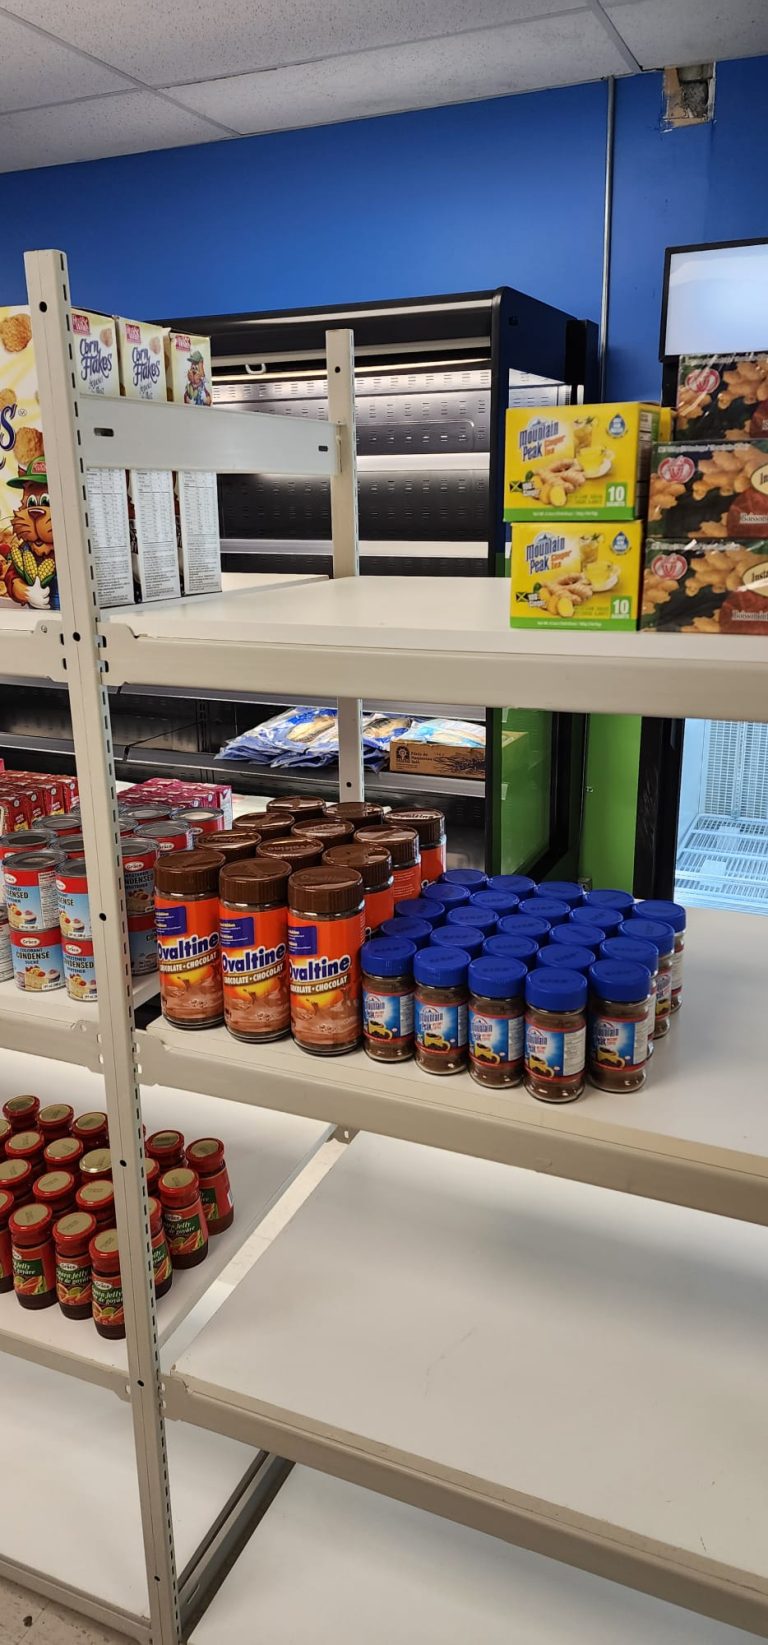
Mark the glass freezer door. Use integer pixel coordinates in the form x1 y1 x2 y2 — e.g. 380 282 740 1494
675 719 768 914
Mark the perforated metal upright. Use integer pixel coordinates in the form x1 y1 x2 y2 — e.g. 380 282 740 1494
21 249 360 1643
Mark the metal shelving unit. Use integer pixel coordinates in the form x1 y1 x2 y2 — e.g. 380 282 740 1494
3 247 766 1642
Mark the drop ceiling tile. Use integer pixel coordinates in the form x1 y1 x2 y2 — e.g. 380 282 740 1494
3 0 586 86
0 10 131 111
0 91 226 173
606 0 768 70
168 11 626 135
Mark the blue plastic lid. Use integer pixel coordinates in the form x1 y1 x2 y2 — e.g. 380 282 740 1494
414 946 469 989
587 888 636 914
468 955 527 1000
536 944 595 976
447 904 498 935
422 881 470 909
620 917 674 957
484 933 539 964
601 936 660 972
430 924 485 959
394 897 445 926
549 922 604 953
470 889 520 917
488 873 536 897
632 898 687 933
380 916 431 949
525 967 587 1013
571 905 621 937
589 959 651 1003
499 914 552 942
361 937 416 978
519 896 570 925
539 880 585 907
441 868 489 890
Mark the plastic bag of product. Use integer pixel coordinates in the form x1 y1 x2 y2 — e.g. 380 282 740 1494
393 718 486 748
218 707 337 764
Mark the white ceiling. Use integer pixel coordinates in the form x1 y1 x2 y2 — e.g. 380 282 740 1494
0 0 766 172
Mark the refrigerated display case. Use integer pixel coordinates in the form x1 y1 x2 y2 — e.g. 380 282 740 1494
0 287 598 879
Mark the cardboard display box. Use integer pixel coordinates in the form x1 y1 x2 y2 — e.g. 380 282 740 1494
503 402 665 521
389 740 485 779
675 353 768 441
648 441 768 540
510 520 643 629
641 540 768 634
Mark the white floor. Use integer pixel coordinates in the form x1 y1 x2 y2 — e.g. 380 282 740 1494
0 1578 130 1644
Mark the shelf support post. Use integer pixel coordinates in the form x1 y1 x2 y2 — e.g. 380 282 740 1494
326 328 363 801
26 248 181 1645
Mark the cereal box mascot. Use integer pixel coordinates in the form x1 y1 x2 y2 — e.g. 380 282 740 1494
0 306 58 610
184 348 212 407
2 455 57 609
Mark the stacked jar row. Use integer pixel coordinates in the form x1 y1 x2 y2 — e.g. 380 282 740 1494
0 1095 234 1332
359 872 685 1098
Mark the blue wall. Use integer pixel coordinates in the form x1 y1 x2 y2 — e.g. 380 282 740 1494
1 54 767 398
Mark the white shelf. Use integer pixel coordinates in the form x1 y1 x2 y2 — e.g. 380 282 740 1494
191 1467 764 1645
140 911 768 1227
79 392 339 477
0 1350 254 1641
0 1048 330 1392
0 606 61 681
100 575 768 717
0 972 157 1071
170 1131 768 1636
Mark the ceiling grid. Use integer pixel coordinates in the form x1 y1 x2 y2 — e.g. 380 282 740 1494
0 0 766 170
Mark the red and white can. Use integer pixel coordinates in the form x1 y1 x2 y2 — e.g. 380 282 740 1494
128 913 157 975
121 837 158 916
173 808 226 835
55 857 90 940
62 937 97 1002
0 913 12 982
3 849 60 932
140 819 194 855
10 926 64 992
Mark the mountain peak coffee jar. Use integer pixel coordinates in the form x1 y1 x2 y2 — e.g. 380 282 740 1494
155 849 225 1029
288 865 365 1054
220 857 291 1043
524 968 587 1103
323 843 394 937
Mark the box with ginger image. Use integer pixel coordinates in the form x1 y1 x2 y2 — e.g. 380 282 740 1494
510 521 643 629
647 441 768 540
0 305 58 611
641 541 768 635
675 354 768 441
504 402 662 521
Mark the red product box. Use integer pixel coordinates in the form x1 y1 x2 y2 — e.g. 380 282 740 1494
126 777 233 826
0 788 34 830
7 773 64 815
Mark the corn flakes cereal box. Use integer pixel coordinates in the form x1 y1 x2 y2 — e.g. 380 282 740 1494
647 441 768 540
504 403 662 521
116 317 167 402
675 354 768 441
164 331 220 597
0 305 58 612
71 309 119 398
510 521 644 629
641 540 768 634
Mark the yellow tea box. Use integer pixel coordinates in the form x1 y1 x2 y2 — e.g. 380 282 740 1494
164 331 212 406
510 521 644 630
504 402 662 520
0 305 58 612
71 308 119 397
116 316 167 402
164 331 220 597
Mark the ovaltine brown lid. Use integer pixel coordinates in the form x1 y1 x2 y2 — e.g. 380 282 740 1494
233 812 294 840
266 796 327 820
256 838 323 870
289 864 363 916
355 826 420 868
328 801 386 825
202 830 262 862
388 808 446 847
220 857 291 906
155 848 225 897
323 842 392 890
291 818 354 845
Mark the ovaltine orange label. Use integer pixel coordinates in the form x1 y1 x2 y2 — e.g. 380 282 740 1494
288 909 364 1051
155 893 223 1026
364 883 395 937
391 863 422 904
220 903 289 1041
420 843 446 886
